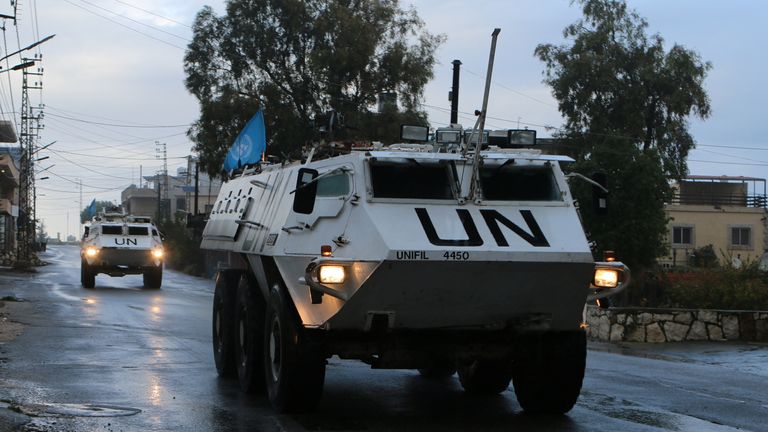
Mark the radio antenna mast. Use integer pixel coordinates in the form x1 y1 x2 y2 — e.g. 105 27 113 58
468 28 501 202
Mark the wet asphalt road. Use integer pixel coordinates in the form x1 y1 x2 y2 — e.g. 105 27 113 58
0 244 767 431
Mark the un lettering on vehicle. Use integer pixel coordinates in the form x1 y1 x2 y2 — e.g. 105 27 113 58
114 238 138 246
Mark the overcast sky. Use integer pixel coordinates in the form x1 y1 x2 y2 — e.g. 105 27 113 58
4 0 767 240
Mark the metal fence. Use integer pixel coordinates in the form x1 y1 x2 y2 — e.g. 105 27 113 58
670 193 768 208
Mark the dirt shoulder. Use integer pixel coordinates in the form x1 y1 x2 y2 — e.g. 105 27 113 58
0 300 24 342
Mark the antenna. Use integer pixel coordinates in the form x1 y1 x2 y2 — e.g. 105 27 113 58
468 28 501 203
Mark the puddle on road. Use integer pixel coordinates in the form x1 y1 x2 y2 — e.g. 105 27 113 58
3 401 141 418
579 392 743 431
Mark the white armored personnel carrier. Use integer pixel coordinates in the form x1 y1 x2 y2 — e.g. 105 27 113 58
81 209 165 289
201 30 629 414
201 131 629 414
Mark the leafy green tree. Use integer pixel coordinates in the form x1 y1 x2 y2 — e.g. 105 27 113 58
535 0 711 179
535 0 711 270
185 0 443 176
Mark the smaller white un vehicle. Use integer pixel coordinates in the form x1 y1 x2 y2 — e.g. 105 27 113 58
203 30 629 414
80 209 165 289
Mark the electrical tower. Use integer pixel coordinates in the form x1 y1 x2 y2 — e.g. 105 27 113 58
15 54 44 268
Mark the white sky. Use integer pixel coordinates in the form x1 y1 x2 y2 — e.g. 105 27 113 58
3 0 766 240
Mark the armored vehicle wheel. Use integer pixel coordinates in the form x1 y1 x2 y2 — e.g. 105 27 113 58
143 266 162 289
81 259 95 289
457 359 512 394
512 331 586 414
235 275 266 393
418 358 456 379
264 286 325 413
212 271 239 377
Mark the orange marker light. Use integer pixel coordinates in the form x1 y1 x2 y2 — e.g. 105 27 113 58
321 245 332 257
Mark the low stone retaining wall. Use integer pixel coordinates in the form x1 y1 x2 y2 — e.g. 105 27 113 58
585 305 768 343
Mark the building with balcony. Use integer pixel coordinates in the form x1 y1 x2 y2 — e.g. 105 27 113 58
660 175 767 267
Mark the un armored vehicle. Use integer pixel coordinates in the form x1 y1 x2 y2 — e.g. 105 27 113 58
81 210 165 289
201 129 629 414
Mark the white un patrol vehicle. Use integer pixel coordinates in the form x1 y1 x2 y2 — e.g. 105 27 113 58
201 30 629 414
81 209 165 289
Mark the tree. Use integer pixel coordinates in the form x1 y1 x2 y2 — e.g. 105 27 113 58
185 0 443 176
535 0 711 270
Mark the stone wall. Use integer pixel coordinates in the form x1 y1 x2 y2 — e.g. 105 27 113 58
585 305 768 343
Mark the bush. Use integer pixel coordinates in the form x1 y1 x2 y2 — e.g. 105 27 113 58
657 263 768 310
158 218 206 277
688 244 718 268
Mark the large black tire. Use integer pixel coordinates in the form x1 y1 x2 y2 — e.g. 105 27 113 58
457 359 513 394
81 259 95 289
418 358 457 379
512 331 587 414
235 275 266 393
212 271 239 377
264 285 326 413
143 266 163 289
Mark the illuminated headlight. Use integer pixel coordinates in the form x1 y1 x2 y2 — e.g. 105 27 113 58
594 268 619 288
85 247 99 257
151 248 164 259
318 265 345 284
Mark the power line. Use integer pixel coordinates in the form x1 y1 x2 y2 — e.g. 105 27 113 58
1 26 17 130
46 104 187 127
51 148 187 161
43 123 165 159
45 111 190 128
61 0 185 50
689 159 768 167
111 0 192 29
78 0 189 42
461 67 557 108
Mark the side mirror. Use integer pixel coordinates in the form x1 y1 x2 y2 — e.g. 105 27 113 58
293 168 319 214
591 172 608 215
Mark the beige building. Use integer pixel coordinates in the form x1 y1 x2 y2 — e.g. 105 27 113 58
121 158 221 222
661 175 767 267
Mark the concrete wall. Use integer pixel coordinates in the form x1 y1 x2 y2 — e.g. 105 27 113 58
585 305 768 342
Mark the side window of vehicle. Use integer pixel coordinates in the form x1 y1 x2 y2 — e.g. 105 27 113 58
316 171 351 197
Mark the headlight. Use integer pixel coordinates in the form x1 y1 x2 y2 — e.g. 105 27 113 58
318 265 345 284
151 248 164 259
85 247 99 257
594 268 619 288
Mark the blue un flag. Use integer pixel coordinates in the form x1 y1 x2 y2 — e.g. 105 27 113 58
223 110 266 172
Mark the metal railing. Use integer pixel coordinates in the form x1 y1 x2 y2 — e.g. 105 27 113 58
669 192 768 208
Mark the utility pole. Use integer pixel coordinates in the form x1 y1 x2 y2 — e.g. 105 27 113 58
3 29 55 268
78 179 82 237
155 141 167 223
194 158 199 216
15 55 44 268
